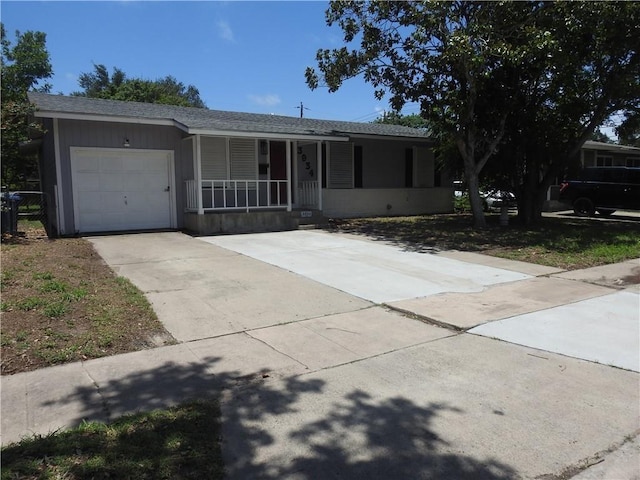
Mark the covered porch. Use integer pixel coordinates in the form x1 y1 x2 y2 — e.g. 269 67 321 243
182 135 332 234
183 136 331 213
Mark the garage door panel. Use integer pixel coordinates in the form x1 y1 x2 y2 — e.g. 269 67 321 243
100 156 123 173
74 156 99 172
71 149 173 233
99 173 125 192
74 172 101 191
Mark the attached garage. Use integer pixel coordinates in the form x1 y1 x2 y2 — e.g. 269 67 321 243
70 148 176 233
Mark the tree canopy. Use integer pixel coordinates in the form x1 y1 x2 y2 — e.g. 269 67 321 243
72 64 206 108
307 1 640 226
373 112 429 130
1 24 53 188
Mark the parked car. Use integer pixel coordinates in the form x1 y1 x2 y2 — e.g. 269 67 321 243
453 181 516 212
482 189 517 211
559 166 640 216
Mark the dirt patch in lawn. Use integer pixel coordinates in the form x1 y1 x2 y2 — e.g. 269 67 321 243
1 225 176 375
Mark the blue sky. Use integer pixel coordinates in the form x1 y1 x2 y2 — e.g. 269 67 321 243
2 1 419 122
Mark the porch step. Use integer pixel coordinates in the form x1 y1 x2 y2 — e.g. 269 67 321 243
291 209 328 227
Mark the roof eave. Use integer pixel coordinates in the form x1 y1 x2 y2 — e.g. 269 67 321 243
187 127 349 142
32 110 188 131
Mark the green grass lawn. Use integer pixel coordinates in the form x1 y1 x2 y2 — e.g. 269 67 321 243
1 399 224 480
330 213 640 270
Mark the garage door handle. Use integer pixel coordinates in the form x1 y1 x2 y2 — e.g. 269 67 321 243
164 186 170 192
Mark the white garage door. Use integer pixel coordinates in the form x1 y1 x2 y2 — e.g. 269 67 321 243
71 148 174 233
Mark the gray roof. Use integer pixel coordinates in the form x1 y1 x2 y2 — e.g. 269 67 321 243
583 140 640 153
28 92 431 141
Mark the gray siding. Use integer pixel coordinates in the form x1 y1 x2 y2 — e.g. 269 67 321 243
55 119 187 234
352 138 433 188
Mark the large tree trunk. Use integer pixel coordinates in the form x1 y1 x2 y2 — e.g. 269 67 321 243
458 135 487 228
465 164 487 228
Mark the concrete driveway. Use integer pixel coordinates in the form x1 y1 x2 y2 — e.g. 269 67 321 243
4 230 638 479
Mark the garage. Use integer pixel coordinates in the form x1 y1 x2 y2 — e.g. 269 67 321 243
70 148 175 233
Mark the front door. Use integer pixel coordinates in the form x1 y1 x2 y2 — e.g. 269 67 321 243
270 141 288 205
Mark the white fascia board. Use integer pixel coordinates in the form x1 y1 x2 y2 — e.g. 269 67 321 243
33 111 189 131
187 128 348 142
349 133 433 143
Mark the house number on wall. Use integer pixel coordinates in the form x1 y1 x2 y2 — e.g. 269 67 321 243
302 153 314 177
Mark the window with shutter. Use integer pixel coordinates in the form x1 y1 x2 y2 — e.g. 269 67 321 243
201 137 227 179
230 138 257 179
329 142 353 188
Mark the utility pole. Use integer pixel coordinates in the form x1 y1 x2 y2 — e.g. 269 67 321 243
296 102 310 118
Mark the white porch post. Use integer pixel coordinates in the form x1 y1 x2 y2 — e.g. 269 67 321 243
292 140 298 208
195 135 204 215
286 140 292 212
317 141 323 211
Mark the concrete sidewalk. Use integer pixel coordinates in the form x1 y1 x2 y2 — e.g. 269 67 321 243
2 231 638 479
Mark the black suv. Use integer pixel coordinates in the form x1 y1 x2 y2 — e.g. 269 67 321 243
559 167 640 216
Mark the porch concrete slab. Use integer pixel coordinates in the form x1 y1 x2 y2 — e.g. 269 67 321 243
437 249 565 276
201 230 531 303
388 277 613 330
247 306 454 371
470 290 640 372
90 232 370 342
552 258 640 290
221 334 640 479
1 362 104 445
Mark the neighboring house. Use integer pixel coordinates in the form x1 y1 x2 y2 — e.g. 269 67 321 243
545 140 640 210
27 92 452 236
579 140 640 168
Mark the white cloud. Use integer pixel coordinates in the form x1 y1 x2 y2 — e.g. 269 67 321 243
248 94 282 107
217 20 235 42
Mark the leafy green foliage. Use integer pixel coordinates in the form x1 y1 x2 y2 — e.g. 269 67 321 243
1 23 53 188
307 1 640 226
72 63 207 108
373 112 429 130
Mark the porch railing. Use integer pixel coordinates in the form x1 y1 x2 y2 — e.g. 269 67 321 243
185 179 288 212
299 181 319 208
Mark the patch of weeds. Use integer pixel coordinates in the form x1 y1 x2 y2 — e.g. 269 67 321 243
16 296 46 311
35 345 77 364
61 287 88 302
0 269 16 289
40 279 69 293
97 333 115 348
32 271 54 281
115 277 152 311
0 301 10 312
15 330 29 342
43 302 68 318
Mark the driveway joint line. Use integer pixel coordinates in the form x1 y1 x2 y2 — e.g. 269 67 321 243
383 303 468 332
291 332 461 377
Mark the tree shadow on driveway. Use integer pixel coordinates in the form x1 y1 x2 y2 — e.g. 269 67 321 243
29 358 517 479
